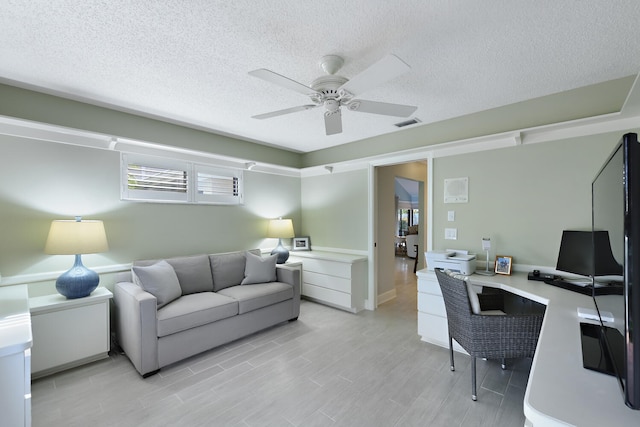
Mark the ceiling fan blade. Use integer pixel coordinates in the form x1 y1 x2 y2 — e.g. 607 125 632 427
252 104 318 120
347 99 417 117
339 54 411 96
324 110 342 135
249 69 319 96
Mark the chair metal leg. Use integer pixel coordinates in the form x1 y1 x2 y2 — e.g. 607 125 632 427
448 334 455 371
471 357 477 401
501 358 506 370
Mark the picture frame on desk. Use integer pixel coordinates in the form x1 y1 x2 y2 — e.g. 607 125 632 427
495 255 513 275
292 236 311 251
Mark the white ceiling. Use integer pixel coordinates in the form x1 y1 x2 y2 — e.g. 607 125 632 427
1 1 640 154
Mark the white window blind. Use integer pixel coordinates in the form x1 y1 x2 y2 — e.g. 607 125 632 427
195 165 243 205
121 154 243 205
128 164 188 193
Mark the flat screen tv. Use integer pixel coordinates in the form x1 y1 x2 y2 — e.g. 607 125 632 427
591 132 640 410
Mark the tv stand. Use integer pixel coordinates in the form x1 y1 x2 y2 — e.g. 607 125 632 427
544 278 623 296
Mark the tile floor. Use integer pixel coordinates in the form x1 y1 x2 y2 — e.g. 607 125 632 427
31 257 531 426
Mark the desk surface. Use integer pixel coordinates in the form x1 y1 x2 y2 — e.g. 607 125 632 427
466 272 640 426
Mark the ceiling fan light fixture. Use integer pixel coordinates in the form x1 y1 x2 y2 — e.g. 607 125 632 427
319 55 344 75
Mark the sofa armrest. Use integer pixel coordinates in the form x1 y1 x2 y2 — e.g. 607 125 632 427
276 265 301 319
113 281 160 376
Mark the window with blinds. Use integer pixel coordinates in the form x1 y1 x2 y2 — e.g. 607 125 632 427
195 165 243 205
121 154 243 205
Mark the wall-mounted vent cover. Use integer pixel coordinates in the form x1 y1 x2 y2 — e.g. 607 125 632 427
394 118 421 128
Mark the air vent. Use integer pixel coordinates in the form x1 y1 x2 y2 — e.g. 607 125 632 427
394 118 421 128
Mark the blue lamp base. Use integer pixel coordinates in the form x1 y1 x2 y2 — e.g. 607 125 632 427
271 238 290 264
56 254 100 299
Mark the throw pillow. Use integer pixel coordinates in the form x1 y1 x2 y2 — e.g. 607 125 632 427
241 252 277 285
132 260 182 309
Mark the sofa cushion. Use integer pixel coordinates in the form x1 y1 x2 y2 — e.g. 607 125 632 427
156 292 238 337
132 260 182 309
210 249 260 291
165 254 214 295
217 282 293 314
241 252 277 285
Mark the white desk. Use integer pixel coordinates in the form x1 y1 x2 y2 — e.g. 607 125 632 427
464 273 640 426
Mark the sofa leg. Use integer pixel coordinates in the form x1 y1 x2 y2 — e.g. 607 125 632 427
142 369 160 378
289 317 298 322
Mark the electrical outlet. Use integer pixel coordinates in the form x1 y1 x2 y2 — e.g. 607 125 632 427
445 228 458 240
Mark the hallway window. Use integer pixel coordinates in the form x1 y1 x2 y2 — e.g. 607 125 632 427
398 208 419 235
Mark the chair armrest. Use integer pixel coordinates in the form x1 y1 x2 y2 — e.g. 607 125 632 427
470 312 544 359
113 281 160 376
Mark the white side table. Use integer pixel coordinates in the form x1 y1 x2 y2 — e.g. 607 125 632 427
29 287 112 379
0 284 32 427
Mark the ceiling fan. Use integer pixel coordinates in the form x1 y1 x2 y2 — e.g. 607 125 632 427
249 54 417 135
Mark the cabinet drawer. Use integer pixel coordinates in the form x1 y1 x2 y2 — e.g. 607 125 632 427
304 271 351 292
303 283 351 309
417 312 466 354
418 292 446 317
302 258 352 279
418 276 442 295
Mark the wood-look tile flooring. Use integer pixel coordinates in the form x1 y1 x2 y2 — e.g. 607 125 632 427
31 257 531 426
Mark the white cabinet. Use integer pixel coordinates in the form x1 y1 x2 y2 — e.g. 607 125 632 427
417 269 468 353
289 251 367 313
29 287 112 378
0 285 32 427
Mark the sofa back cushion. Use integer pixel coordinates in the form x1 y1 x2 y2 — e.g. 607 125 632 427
166 254 214 295
134 254 214 295
210 249 260 292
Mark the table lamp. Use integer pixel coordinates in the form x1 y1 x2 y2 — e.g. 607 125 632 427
45 216 109 299
267 218 294 264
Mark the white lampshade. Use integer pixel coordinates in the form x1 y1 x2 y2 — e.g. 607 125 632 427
45 219 109 255
267 218 294 239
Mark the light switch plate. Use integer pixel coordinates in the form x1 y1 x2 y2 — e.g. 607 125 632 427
445 228 458 240
447 211 455 221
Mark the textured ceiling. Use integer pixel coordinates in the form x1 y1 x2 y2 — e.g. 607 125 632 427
1 1 640 154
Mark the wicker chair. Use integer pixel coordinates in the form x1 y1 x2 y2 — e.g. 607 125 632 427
434 268 544 401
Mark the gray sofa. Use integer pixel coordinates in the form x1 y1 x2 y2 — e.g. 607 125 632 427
113 249 301 377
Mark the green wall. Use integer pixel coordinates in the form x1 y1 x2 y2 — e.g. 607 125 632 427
431 132 634 268
0 134 301 292
300 169 368 251
0 83 303 168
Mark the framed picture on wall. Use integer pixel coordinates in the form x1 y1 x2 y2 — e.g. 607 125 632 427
495 255 513 275
292 236 311 251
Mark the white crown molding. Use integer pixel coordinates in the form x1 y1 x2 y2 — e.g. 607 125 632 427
2 101 640 180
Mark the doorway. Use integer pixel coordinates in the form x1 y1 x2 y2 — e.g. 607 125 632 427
372 161 428 306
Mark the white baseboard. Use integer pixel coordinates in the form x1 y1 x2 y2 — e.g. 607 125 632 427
377 288 397 305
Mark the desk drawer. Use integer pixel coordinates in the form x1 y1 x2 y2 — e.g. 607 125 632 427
418 292 446 317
